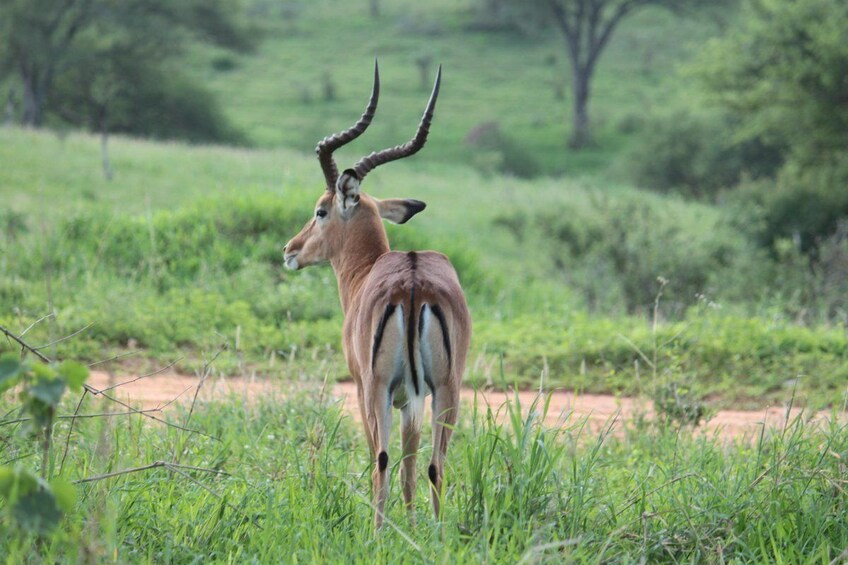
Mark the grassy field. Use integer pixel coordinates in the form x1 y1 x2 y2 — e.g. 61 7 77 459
2 376 847 562
2 127 846 410
186 0 720 176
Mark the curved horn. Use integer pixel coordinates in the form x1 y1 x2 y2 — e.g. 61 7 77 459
352 65 441 181
315 60 380 189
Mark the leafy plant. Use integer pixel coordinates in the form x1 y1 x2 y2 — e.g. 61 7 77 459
0 353 88 534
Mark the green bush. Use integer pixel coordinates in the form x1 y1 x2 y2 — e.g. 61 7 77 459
624 111 783 199
728 157 848 254
535 193 747 316
464 122 541 179
472 309 848 406
0 192 494 362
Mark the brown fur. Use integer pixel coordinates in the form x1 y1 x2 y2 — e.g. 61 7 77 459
285 187 471 529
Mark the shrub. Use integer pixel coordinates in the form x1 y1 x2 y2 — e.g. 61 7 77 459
728 157 848 254
465 121 540 178
624 111 783 199
535 193 746 316
0 192 493 360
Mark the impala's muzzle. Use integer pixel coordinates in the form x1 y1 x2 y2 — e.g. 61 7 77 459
283 244 300 270
284 253 299 270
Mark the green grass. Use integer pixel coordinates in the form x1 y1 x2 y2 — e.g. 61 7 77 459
2 128 847 408
2 379 847 562
186 1 721 176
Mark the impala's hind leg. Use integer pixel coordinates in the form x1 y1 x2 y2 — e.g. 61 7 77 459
356 383 375 456
366 384 393 530
428 381 459 519
400 399 423 517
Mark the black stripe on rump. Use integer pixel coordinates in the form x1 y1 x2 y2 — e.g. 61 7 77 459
407 252 419 395
371 303 397 371
430 304 452 371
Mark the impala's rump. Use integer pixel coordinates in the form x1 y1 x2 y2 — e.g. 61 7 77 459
365 252 461 407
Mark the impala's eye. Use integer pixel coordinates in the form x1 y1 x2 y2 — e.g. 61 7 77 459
316 209 327 219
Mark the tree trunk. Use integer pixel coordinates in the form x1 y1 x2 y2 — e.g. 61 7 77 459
100 110 113 181
369 0 379 18
21 74 42 127
569 66 591 149
415 55 433 91
3 89 14 127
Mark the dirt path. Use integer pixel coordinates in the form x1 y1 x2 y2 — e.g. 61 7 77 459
87 371 836 439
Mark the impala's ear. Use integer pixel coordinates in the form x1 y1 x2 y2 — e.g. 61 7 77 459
335 169 361 214
378 198 427 224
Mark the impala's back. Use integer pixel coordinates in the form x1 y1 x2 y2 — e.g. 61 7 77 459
282 61 470 529
351 250 470 418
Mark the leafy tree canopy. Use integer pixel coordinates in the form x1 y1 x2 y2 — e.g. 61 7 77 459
695 0 848 165
0 0 254 143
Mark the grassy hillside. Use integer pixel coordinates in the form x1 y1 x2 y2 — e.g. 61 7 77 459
2 128 846 408
188 1 721 175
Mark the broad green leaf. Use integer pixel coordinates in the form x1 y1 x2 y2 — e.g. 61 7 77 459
32 362 56 380
28 378 66 406
49 478 76 513
0 467 38 500
0 354 22 393
12 487 61 535
58 360 89 391
0 466 15 497
22 397 53 431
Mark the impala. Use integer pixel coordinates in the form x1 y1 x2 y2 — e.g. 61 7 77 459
283 62 471 529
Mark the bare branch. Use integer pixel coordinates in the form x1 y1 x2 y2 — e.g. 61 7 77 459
2 407 164 426
156 383 196 411
96 357 182 394
73 460 167 484
588 0 637 67
0 418 31 427
184 347 225 431
58 388 87 475
88 350 139 367
33 322 94 351
2 451 37 466
93 389 220 441
167 462 231 476
58 409 163 420
0 323 52 363
19 313 55 337
0 324 216 439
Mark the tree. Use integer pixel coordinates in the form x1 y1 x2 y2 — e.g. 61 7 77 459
543 0 689 148
697 0 848 253
695 0 848 167
0 0 93 127
509 0 731 149
0 0 253 130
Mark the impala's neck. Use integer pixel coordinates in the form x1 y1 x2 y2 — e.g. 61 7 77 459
330 225 390 314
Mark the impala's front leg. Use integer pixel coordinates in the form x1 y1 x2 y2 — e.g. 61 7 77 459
365 381 392 530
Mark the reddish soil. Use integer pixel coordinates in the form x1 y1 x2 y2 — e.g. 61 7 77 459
86 371 837 440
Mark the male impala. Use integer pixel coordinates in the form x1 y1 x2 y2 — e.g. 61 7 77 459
283 63 471 528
